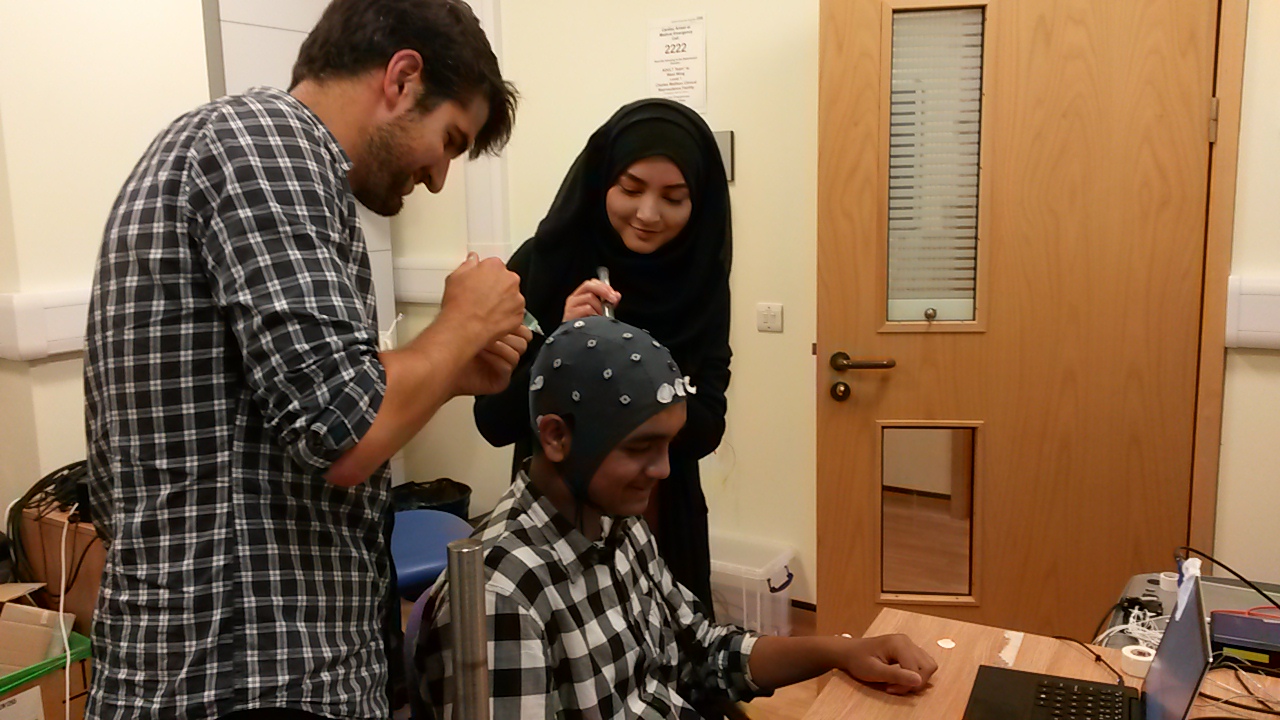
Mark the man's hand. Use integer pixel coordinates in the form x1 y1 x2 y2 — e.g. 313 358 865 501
452 327 533 397
437 252 525 353
840 634 938 695
323 254 524 488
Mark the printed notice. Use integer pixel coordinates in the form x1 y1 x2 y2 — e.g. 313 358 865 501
649 16 706 112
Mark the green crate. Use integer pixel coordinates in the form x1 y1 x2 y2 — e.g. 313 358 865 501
0 631 91 695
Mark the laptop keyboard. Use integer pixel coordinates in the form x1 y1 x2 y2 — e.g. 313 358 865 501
1033 679 1128 719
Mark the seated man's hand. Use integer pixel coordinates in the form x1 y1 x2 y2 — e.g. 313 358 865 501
841 634 938 695
451 327 532 397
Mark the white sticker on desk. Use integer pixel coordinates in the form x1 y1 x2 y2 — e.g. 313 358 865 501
648 16 706 111
999 630 1024 667
0 687 44 720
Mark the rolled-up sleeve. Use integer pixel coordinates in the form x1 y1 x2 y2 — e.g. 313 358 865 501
186 118 384 472
657 540 768 702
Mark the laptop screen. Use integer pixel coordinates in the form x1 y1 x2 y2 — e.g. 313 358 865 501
1143 576 1212 720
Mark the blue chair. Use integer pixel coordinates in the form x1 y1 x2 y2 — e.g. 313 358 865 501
391 509 474 601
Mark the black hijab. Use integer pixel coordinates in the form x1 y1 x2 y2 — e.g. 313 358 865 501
508 98 732 376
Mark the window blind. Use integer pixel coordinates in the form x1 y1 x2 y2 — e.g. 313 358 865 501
887 8 985 322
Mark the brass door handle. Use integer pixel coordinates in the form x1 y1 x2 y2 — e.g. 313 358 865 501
830 351 896 371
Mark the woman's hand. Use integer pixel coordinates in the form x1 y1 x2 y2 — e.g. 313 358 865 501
562 279 622 322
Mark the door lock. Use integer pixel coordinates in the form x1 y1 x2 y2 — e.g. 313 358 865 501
831 381 851 401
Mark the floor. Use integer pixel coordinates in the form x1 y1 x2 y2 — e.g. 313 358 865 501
881 490 971 595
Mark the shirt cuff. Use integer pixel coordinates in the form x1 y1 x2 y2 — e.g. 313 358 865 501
287 356 386 471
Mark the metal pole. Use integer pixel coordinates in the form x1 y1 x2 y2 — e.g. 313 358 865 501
448 538 489 720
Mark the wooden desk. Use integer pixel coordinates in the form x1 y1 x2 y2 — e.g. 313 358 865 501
803 609 1280 720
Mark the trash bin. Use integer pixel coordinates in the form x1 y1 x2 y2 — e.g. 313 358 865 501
390 478 471 521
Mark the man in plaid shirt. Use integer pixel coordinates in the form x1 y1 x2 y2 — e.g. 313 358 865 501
84 2 527 718
415 318 937 719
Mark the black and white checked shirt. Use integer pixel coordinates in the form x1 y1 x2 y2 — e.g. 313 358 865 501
417 472 766 719
84 87 392 720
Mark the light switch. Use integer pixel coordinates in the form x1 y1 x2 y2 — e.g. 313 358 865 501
757 302 783 333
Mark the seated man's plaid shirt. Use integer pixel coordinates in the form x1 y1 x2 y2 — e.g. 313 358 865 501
416 471 769 719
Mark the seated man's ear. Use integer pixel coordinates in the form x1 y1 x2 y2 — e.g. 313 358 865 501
536 414 572 463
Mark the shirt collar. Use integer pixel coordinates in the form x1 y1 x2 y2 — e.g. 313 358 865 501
250 86 354 175
511 471 620 581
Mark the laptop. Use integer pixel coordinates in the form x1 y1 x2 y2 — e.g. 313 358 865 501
962 576 1212 720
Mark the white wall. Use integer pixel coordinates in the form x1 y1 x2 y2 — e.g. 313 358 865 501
0 1 210 509
1214 0 1280 581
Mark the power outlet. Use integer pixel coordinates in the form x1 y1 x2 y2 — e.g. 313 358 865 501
756 302 784 333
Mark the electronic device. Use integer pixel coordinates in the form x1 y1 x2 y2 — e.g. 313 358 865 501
962 576 1211 720
1203 575 1280 674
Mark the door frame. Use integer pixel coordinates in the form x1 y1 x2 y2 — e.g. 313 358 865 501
814 0 1250 616
1189 0 1249 555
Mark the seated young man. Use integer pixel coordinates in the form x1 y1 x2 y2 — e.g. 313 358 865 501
415 316 937 719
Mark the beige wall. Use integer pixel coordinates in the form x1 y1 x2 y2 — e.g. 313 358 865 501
397 0 1280 601
0 106 16 293
0 1 210 510
391 1 822 598
1214 0 1280 581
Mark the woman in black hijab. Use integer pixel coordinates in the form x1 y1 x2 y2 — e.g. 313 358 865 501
474 98 731 611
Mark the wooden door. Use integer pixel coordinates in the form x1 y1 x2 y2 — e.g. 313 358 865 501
817 0 1220 639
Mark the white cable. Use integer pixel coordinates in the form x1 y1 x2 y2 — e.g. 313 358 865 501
1211 661 1280 706
1198 690 1276 716
59 503 78 720
1093 609 1168 648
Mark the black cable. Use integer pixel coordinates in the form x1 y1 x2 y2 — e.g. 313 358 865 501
1091 601 1124 643
1235 666 1280 712
1178 546 1280 613
1051 636 1125 686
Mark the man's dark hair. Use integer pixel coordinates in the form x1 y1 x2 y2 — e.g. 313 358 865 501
291 0 517 157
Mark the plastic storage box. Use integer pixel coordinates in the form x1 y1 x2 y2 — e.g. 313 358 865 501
709 533 795 636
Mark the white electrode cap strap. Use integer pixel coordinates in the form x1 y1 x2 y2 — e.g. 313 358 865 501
1121 644 1155 678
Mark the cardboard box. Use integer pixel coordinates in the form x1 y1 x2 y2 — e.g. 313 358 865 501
0 606 74 664
18 509 104 637
0 584 88 720
0 634 89 720
0 660 88 720
0 622 54 670
0 687 45 720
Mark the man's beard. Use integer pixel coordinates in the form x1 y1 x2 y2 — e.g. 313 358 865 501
349 117 414 217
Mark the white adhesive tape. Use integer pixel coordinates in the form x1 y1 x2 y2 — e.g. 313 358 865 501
1159 571 1179 592
1121 644 1155 678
